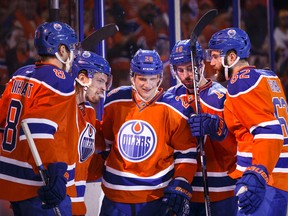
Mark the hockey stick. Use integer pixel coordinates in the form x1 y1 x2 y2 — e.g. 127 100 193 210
48 0 60 22
81 23 119 52
190 9 218 216
21 121 62 216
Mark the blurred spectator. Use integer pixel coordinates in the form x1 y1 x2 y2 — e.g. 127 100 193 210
241 0 269 68
274 9 288 75
0 0 18 96
5 27 36 78
180 1 199 39
106 1 169 89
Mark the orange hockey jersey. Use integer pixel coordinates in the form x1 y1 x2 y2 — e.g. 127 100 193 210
100 86 198 203
71 102 98 215
0 63 79 201
224 66 288 191
167 79 237 202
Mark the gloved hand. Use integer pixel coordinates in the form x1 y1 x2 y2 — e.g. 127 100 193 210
38 162 68 209
161 178 192 216
188 113 227 141
235 164 269 215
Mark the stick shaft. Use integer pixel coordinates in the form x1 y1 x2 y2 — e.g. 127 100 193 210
21 121 62 216
189 9 218 216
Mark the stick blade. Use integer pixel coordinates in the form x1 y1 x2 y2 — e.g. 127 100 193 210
190 9 218 49
81 23 119 52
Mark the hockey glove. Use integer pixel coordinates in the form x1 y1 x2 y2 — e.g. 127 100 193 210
161 179 192 216
235 164 269 215
38 162 68 209
188 113 227 141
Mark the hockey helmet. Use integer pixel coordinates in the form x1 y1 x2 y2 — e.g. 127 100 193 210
34 21 78 55
170 39 204 66
207 27 251 59
72 51 111 79
72 51 112 90
130 49 163 77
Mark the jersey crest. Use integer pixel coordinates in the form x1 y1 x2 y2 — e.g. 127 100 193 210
175 94 194 109
117 120 157 162
78 123 96 162
268 80 281 93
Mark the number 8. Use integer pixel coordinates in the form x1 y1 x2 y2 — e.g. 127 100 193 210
2 99 22 152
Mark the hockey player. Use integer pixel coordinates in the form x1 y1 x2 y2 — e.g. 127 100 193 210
168 39 238 216
207 27 288 216
0 21 78 215
70 51 111 216
97 49 198 216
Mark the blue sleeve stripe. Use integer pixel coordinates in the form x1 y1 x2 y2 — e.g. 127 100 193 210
237 155 252 168
75 183 86 197
66 163 76 187
251 123 283 139
0 160 43 185
275 155 288 169
250 120 281 133
19 118 58 140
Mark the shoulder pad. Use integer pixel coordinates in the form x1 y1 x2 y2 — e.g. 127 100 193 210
200 82 226 110
13 65 36 77
34 65 75 94
161 91 194 118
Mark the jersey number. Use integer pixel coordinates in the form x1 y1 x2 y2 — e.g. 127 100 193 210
273 97 288 145
2 99 22 152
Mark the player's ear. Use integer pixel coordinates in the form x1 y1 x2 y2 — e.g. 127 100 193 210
58 45 66 55
228 51 237 63
78 72 88 83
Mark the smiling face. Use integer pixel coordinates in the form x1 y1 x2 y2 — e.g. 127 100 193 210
132 74 160 101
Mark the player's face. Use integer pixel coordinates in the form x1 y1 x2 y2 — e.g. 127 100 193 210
176 62 194 90
209 50 226 82
85 73 108 104
133 74 160 101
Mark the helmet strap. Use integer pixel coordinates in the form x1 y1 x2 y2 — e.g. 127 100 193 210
221 56 240 80
75 77 92 103
199 63 206 84
55 51 74 72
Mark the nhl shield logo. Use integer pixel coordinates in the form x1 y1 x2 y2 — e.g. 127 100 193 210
118 120 157 162
78 123 96 162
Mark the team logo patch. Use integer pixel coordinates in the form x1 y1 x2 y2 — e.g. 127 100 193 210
268 80 281 93
53 23 62 31
78 123 96 162
118 120 157 162
227 29 236 37
82 51 91 58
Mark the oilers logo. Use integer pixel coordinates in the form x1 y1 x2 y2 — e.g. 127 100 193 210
118 120 157 162
78 123 96 162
